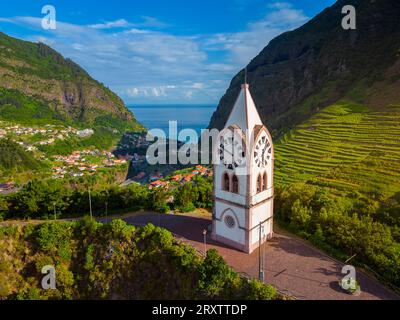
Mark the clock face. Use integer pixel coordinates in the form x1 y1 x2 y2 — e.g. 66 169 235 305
218 134 246 170
254 135 272 168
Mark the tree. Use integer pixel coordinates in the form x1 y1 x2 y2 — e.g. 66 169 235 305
0 196 9 220
198 249 237 297
148 189 170 213
174 183 196 212
289 199 312 231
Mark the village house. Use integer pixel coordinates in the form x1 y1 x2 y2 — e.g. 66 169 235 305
0 182 15 193
183 174 196 182
149 171 163 182
171 174 183 182
149 180 169 189
134 172 146 180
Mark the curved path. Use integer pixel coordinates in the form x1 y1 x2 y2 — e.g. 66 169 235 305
123 212 399 300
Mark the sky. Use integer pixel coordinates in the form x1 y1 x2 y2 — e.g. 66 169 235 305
0 0 336 104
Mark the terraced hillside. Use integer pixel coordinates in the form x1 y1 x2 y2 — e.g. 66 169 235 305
274 102 400 197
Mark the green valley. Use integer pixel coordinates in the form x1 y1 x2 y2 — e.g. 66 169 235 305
0 31 146 185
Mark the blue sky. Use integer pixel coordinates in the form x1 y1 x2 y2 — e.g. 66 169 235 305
0 0 336 104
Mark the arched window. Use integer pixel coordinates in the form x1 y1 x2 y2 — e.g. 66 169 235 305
257 174 262 193
222 173 230 191
263 172 268 191
232 175 239 194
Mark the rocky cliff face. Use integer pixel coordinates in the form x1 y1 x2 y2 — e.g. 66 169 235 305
208 0 400 135
0 32 143 131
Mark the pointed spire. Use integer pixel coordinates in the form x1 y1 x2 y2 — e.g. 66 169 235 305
224 73 263 132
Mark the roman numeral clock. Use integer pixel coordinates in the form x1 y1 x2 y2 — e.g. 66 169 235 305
211 83 274 254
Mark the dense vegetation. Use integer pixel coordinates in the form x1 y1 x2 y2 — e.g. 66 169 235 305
0 175 213 220
275 102 400 196
0 31 144 149
275 183 400 288
0 31 145 184
0 219 277 300
0 88 64 126
0 139 42 172
2 170 400 289
36 128 122 157
0 33 89 81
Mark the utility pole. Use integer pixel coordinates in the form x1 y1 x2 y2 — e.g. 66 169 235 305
88 187 93 220
262 231 267 282
259 222 265 282
105 201 108 223
203 229 207 257
105 190 109 223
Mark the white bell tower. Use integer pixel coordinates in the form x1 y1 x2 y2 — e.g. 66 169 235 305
211 81 274 254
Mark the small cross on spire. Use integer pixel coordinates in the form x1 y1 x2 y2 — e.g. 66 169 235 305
242 67 249 90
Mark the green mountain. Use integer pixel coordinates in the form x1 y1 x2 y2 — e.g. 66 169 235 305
275 102 400 196
209 0 400 134
0 32 143 132
208 0 400 197
0 139 41 171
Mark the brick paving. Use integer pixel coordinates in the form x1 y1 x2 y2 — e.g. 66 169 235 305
123 213 399 300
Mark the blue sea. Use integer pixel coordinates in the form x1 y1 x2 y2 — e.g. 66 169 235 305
129 105 216 141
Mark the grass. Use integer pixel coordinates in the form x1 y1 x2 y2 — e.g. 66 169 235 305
275 101 400 197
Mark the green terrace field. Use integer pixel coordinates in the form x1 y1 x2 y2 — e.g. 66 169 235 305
274 102 400 197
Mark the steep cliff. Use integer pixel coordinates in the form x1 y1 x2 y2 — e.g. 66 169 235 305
0 32 143 132
208 0 400 136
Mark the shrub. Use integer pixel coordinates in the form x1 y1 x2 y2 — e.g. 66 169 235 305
35 222 73 252
0 221 278 300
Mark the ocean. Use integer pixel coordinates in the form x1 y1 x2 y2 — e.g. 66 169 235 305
129 105 216 142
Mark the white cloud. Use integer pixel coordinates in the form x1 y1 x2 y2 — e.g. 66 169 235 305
89 19 130 29
88 16 168 30
0 2 309 103
126 88 140 96
192 82 205 89
139 16 169 29
125 86 175 98
184 91 194 100
204 2 308 65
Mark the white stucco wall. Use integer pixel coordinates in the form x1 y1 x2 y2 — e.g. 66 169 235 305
215 202 245 227
250 200 273 245
215 221 245 246
214 204 246 246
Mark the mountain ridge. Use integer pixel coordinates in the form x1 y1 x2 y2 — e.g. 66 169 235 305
208 0 400 136
0 31 144 132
